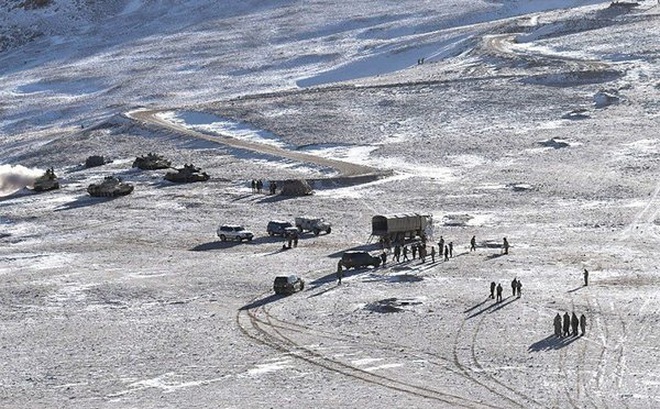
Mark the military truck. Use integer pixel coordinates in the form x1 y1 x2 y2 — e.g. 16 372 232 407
295 216 332 235
371 213 432 243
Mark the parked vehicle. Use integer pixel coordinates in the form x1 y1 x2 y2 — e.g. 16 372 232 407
273 275 305 295
295 216 332 235
340 251 381 269
371 213 432 243
267 220 293 237
217 224 254 242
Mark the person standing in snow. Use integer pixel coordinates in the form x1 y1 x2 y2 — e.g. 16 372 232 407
579 314 587 336
336 261 343 285
394 245 401 262
502 237 510 255
511 278 517 297
516 280 522 297
571 312 579 336
563 312 571 337
380 250 387 266
496 283 503 302
444 245 450 261
411 244 417 260
490 281 496 299
402 246 409 261
430 245 436 263
470 235 476 252
583 268 589 286
554 313 563 337
438 237 445 258
448 242 453 258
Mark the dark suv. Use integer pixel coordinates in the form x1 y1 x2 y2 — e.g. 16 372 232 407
267 220 293 237
340 251 381 269
273 275 305 295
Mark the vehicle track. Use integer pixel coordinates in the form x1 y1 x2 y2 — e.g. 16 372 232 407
236 295 498 409
454 306 551 409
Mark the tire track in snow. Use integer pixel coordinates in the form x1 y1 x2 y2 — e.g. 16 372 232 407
236 294 499 409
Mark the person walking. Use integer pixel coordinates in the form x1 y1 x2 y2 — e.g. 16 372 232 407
554 313 563 337
571 312 579 336
511 278 517 297
430 245 436 263
470 235 476 252
579 314 587 336
394 245 401 262
336 261 343 285
444 245 450 261
583 268 589 286
563 312 571 337
411 244 417 260
490 281 496 299
502 237 510 255
496 283 503 302
402 246 409 261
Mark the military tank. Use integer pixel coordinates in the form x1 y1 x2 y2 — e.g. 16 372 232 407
32 168 60 192
87 176 134 197
164 163 210 183
85 155 111 168
132 153 171 170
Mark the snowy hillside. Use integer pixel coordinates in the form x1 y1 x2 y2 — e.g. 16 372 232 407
1 0 660 408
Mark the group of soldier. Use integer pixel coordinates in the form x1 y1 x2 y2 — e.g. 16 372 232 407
489 278 522 302
554 312 587 337
250 179 277 194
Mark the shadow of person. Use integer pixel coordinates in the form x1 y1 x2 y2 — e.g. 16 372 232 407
528 334 580 352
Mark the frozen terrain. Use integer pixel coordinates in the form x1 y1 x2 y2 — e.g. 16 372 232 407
1 0 660 408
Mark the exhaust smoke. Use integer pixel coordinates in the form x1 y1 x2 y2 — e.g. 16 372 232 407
0 164 44 197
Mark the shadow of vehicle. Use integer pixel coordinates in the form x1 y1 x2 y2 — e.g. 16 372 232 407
327 243 384 258
528 334 580 352
54 195 115 211
239 294 284 311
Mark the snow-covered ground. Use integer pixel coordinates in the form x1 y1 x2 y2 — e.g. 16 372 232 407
1 0 660 408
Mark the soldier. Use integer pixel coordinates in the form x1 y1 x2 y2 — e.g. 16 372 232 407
563 312 571 337
511 278 517 297
336 261 343 285
496 283 503 302
394 245 401 262
579 314 587 336
554 313 563 337
293 233 298 248
412 244 417 260
420 245 426 263
444 245 450 261
251 179 256 193
438 236 445 258
516 280 522 297
380 251 387 266
402 246 409 261
430 245 436 263
502 237 509 255
583 268 589 286
490 281 496 299
571 312 579 336
448 242 453 258
470 235 476 252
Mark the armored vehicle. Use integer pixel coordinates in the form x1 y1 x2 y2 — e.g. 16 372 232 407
164 164 210 183
84 155 110 168
87 176 134 197
32 168 60 192
132 153 171 170
295 216 332 235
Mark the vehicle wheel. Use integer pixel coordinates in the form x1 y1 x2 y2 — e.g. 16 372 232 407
220 235 226 241
269 232 274 236
313 229 320 236
326 227 332 234
247 237 253 241
297 226 303 232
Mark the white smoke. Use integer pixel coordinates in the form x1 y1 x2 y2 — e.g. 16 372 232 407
0 164 45 197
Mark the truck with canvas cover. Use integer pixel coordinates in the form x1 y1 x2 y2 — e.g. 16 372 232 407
371 213 432 243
